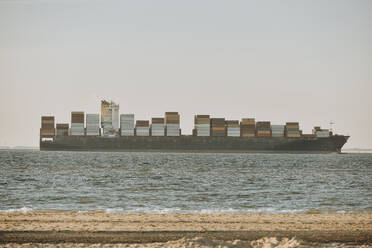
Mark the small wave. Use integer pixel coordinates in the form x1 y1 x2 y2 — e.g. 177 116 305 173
103 207 307 214
104 208 125 214
77 210 89 213
197 208 306 214
0 206 33 213
336 210 346 214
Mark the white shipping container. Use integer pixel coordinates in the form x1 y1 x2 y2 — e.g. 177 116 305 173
196 132 210 136
271 125 285 137
271 125 285 129
120 114 134 120
227 127 240 137
121 130 135 136
86 114 99 122
86 126 99 130
166 124 180 136
151 124 165 136
120 114 135 131
71 123 84 127
196 124 210 136
136 127 150 136
56 130 68 136
86 133 99 136
316 131 330 138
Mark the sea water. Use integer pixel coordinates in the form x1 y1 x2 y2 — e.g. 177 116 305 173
0 150 371 214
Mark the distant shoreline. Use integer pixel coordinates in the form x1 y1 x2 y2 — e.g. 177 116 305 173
0 147 38 150
343 148 372 153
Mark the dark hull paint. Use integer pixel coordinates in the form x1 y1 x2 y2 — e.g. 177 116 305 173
40 135 349 153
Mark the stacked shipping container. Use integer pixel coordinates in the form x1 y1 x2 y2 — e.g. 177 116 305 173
211 118 226 137
56 123 69 136
136 120 150 136
241 118 256 137
151 118 165 136
86 114 100 136
71 112 84 136
39 100 322 140
226 120 240 137
165 112 180 136
286 122 301 137
40 116 55 137
271 125 285 137
256 121 271 137
120 114 135 136
194 115 210 136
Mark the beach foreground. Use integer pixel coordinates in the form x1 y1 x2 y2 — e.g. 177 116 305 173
0 213 371 247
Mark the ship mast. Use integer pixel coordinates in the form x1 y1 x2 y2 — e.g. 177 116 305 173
329 121 335 133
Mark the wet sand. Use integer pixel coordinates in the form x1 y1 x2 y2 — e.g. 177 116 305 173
0 212 371 246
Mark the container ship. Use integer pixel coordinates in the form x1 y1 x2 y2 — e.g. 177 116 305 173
39 100 349 153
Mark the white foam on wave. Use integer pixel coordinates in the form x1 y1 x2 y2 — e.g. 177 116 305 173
197 208 306 214
114 207 307 214
104 208 125 214
336 210 346 214
0 206 33 213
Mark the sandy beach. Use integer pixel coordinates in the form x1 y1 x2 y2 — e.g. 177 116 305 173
0 212 371 247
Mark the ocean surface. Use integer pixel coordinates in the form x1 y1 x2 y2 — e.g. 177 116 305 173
0 150 371 214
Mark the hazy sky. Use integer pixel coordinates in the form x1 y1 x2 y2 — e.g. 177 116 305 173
0 0 371 148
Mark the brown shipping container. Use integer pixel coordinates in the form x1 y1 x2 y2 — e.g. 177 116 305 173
286 122 299 128
241 118 255 125
136 120 149 127
166 120 180 124
211 119 225 127
40 128 55 136
194 115 210 124
56 123 69 129
257 130 271 136
196 115 210 118
256 121 271 128
242 133 256 137
212 127 226 131
42 124 54 129
42 116 54 121
41 116 55 129
165 113 180 124
195 120 210 125
152 118 164 124
71 112 84 123
241 126 255 129
241 129 256 132
226 120 239 125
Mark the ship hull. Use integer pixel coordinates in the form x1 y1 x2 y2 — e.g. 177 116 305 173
40 135 349 153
